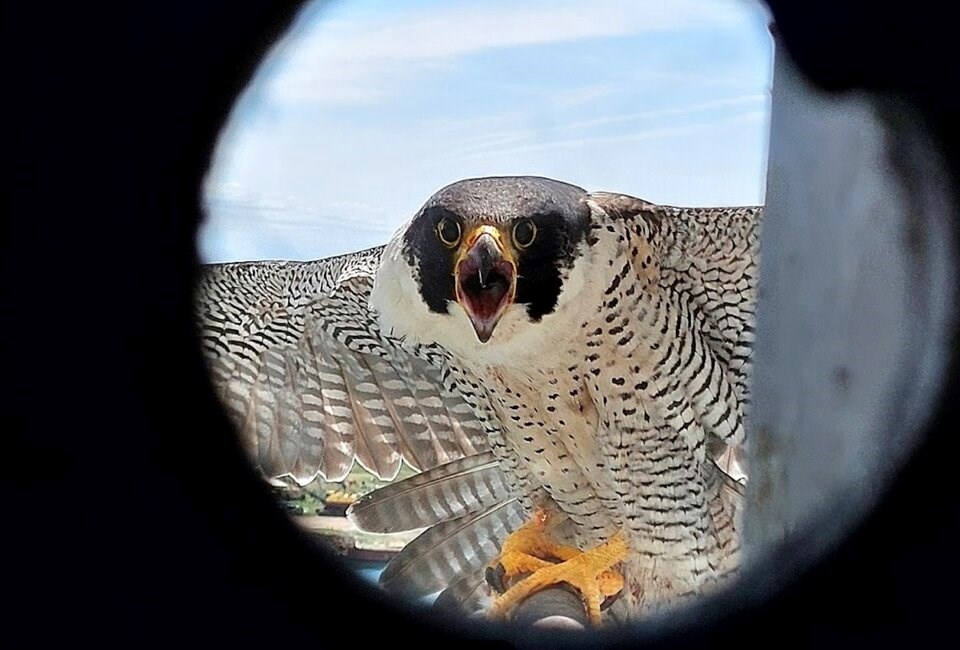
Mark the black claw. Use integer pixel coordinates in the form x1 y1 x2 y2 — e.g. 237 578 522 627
600 587 624 611
485 563 508 594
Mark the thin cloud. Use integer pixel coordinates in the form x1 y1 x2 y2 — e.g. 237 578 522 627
442 109 766 163
448 124 706 163
205 189 395 234
267 0 751 106
202 0 773 262
553 94 768 131
442 94 769 158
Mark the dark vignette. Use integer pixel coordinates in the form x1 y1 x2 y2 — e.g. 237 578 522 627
3 1 959 647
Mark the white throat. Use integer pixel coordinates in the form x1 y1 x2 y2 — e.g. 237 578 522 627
370 225 615 373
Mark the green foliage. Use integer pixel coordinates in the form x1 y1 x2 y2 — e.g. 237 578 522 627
273 461 418 516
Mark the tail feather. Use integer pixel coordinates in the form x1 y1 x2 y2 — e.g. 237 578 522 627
433 569 494 615
378 499 524 598
346 452 510 533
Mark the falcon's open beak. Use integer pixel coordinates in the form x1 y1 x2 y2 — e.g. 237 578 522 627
454 225 517 343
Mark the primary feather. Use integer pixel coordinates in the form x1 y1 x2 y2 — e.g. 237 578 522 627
196 251 489 483
377 498 525 598
346 452 510 533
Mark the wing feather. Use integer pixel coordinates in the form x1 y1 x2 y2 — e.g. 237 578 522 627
377 499 524 598
195 249 490 483
587 194 759 469
433 569 493 615
346 452 510 533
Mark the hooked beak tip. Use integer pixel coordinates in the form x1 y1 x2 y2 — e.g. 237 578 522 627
475 325 494 344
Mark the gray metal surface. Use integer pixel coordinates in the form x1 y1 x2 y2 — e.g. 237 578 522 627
745 41 956 559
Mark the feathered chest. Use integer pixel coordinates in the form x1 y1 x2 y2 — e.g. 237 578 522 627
471 355 619 541
482 359 601 473
470 259 673 465
459 296 670 537
453 256 739 541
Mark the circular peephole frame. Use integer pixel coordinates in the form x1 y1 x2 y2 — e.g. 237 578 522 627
7 1 960 647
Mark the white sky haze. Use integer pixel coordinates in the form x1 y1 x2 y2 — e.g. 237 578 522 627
201 0 773 262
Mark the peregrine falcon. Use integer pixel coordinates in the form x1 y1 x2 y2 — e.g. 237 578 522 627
196 176 759 623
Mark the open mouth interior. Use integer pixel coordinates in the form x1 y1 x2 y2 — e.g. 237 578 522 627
458 261 513 322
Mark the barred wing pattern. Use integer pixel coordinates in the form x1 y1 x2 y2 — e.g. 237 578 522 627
193 197 759 615
590 194 759 478
196 248 488 484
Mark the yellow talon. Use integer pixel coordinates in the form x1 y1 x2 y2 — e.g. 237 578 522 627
486 510 628 626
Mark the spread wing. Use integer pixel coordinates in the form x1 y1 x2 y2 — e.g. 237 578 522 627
195 247 488 484
193 198 759 612
587 192 760 480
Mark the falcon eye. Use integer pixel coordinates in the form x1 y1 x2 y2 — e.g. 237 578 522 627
436 218 461 248
512 219 537 249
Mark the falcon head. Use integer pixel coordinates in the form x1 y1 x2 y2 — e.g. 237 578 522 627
372 176 598 357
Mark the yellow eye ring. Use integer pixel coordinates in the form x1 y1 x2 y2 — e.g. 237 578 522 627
512 219 537 249
436 218 461 248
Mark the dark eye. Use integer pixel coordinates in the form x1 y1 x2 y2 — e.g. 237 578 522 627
512 219 537 249
436 218 461 247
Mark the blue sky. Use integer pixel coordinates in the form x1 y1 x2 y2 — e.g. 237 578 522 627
201 0 773 262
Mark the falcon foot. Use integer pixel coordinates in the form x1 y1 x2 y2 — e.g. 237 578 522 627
485 511 627 625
